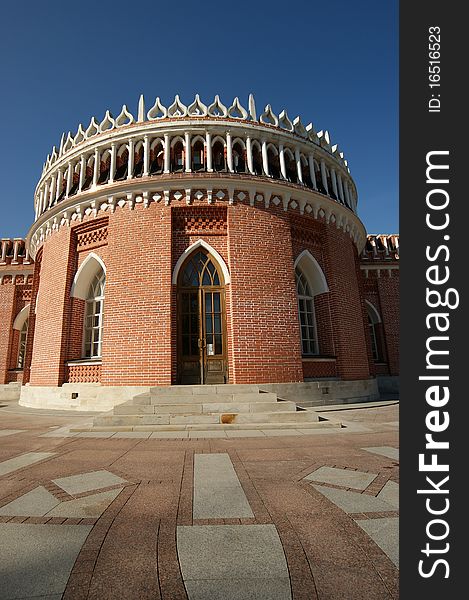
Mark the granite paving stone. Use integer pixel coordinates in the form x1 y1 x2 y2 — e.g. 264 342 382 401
0 523 92 599
0 452 56 476
45 488 123 518
377 480 399 509
312 484 396 514
363 446 399 460
305 465 377 490
184 577 292 600
0 486 60 517
193 454 254 519
177 524 291 599
356 517 399 567
0 429 26 437
53 470 127 495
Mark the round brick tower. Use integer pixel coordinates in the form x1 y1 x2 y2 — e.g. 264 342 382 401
19 93 379 410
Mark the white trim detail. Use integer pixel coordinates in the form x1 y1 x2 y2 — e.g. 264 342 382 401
172 239 231 285
71 252 107 300
365 300 382 324
13 304 30 331
294 249 329 296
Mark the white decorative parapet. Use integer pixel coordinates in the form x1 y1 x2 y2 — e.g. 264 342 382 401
35 94 356 217
28 94 365 257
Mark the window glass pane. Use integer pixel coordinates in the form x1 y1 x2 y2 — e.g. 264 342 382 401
214 315 221 334
190 336 199 356
215 334 222 355
213 293 220 313
190 314 198 333
205 315 213 335
182 336 190 355
205 293 212 313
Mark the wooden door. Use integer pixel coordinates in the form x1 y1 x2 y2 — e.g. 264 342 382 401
177 250 228 384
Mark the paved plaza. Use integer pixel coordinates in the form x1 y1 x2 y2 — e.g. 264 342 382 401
0 399 399 599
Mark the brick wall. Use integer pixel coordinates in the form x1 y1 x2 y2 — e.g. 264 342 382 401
100 203 172 385
227 203 304 383
323 225 371 380
29 227 74 385
20 202 398 389
0 282 16 384
377 273 399 375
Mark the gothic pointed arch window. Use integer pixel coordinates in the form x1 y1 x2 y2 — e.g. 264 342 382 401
83 270 106 358
294 250 329 356
17 318 28 369
295 267 317 355
366 301 382 362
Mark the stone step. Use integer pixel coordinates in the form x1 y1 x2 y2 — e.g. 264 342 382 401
148 384 260 396
94 410 316 428
114 400 296 416
71 420 341 432
132 392 278 405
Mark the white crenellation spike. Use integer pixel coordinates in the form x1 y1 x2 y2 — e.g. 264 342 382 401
74 124 85 145
187 94 208 116
227 97 248 119
85 117 99 138
50 146 58 165
293 116 307 137
147 97 167 120
248 94 257 121
138 94 145 122
305 122 318 142
115 104 135 127
167 95 187 117
278 110 293 131
59 132 65 156
63 132 74 153
99 110 115 132
260 104 278 126
207 95 227 117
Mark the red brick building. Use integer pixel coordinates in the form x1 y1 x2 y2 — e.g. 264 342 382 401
0 94 399 410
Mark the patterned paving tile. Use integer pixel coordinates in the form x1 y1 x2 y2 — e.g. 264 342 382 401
305 466 377 490
53 470 126 495
362 446 399 460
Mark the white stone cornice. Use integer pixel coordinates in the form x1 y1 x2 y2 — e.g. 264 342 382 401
27 174 367 259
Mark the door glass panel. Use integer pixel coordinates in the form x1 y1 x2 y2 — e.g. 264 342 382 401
178 250 226 384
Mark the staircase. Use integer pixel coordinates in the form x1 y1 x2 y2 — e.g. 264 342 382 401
74 385 340 432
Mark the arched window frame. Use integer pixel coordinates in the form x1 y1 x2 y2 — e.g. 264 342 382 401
83 270 106 359
212 136 226 172
294 251 329 357
366 300 382 362
17 318 29 369
70 253 107 360
13 304 30 369
232 138 246 173
295 267 318 355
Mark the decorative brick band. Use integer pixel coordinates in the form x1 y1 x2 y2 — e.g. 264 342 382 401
66 362 101 383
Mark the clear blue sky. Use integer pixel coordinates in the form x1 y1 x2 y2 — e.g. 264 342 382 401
0 0 398 239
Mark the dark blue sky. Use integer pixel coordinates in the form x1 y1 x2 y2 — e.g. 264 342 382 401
0 0 398 239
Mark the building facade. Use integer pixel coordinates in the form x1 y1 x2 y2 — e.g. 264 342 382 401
0 94 399 410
